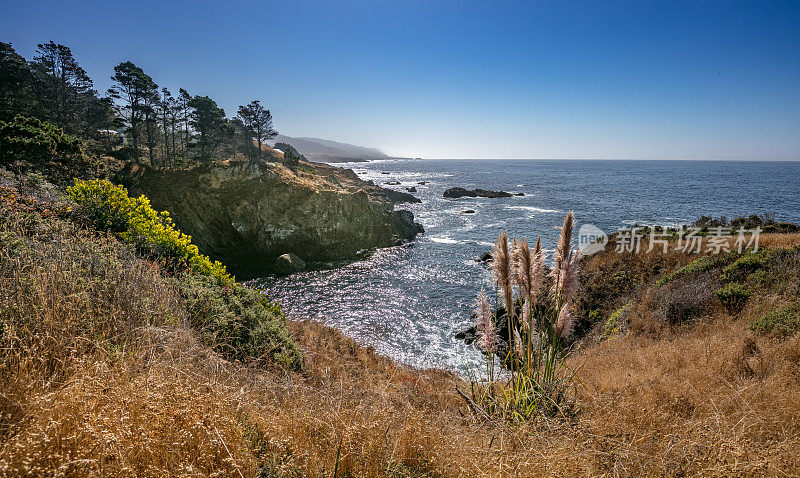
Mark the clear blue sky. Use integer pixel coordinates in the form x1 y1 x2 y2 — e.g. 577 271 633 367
2 0 799 159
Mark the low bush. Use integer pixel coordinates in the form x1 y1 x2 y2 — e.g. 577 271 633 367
68 179 232 284
601 303 631 339
763 222 800 234
176 273 301 368
749 305 800 336
746 269 771 287
0 115 83 166
65 179 302 367
715 283 751 314
0 116 102 183
658 276 717 324
720 251 770 282
657 254 730 286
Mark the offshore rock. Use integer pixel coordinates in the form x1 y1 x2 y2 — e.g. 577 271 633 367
443 187 513 199
371 188 421 204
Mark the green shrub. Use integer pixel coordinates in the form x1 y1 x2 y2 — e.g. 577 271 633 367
274 142 305 169
714 283 751 314
720 251 770 282
66 180 301 368
601 304 631 339
762 223 800 234
746 269 770 287
68 179 232 284
749 305 800 336
0 115 83 165
611 271 632 285
176 273 301 368
657 256 716 286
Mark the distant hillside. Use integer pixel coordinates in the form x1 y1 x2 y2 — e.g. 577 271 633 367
270 135 388 162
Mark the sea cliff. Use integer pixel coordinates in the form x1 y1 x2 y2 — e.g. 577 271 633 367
121 160 423 277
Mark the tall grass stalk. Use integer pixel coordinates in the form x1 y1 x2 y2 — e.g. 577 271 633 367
470 212 580 422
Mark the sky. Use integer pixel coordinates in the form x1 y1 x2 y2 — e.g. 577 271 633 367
2 0 799 160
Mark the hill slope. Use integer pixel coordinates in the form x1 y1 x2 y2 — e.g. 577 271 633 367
271 134 388 162
3 175 799 475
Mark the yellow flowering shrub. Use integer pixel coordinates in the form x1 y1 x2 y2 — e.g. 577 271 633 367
68 179 232 285
66 179 300 367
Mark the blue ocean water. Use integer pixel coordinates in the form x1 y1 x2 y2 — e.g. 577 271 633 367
253 159 800 372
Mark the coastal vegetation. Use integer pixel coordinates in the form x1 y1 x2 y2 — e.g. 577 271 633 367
1 41 284 167
1 40 424 277
2 38 800 476
467 213 580 422
67 179 232 284
4 174 800 475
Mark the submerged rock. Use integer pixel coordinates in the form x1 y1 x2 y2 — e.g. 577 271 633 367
455 305 517 352
406 186 417 192
443 187 513 199
477 251 493 262
274 253 307 275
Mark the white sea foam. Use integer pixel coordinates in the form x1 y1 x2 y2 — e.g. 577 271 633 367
429 237 459 244
505 205 559 213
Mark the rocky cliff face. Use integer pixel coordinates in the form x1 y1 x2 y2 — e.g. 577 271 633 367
121 161 423 278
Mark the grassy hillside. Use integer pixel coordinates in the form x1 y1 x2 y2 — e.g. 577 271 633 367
2 174 799 476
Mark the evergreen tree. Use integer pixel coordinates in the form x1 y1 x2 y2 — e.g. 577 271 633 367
85 96 122 157
229 117 254 160
178 88 191 159
0 42 34 121
108 61 156 162
140 80 160 165
274 142 304 170
158 88 172 164
30 42 95 134
221 118 239 161
236 100 277 162
236 102 257 160
188 95 225 163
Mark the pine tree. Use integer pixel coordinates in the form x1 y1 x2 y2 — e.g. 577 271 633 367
236 100 277 163
30 42 97 136
0 42 34 121
178 88 192 160
188 95 225 163
108 61 157 162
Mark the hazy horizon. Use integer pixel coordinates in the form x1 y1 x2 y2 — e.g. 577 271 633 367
3 0 799 161
382 157 800 162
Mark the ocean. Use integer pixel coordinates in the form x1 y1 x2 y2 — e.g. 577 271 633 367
252 159 800 372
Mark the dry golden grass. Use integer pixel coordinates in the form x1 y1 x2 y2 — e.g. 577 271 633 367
266 161 357 195
2 196 799 477
761 233 800 249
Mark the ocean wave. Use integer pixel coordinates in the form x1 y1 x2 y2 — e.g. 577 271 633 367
505 205 559 213
428 237 460 244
